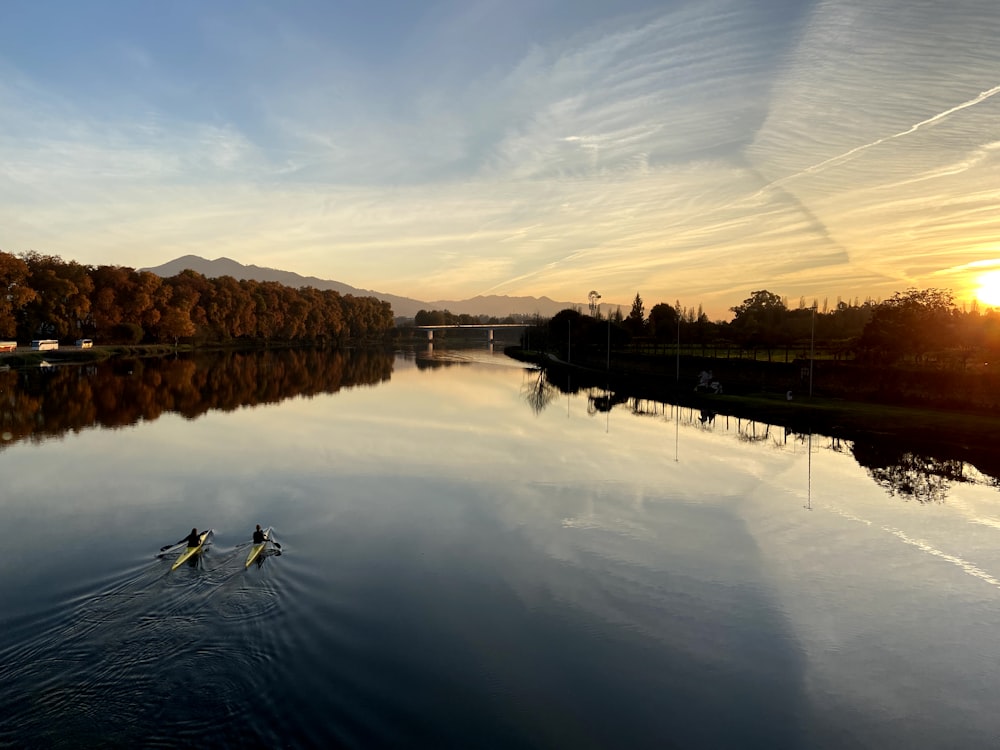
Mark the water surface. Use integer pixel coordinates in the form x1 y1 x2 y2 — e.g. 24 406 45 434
2 348 999 748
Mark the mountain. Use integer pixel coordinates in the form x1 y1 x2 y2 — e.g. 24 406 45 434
140 255 581 319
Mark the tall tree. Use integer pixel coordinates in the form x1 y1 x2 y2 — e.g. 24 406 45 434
648 302 678 341
858 288 955 364
729 290 788 360
626 293 646 335
19 252 93 340
0 251 36 337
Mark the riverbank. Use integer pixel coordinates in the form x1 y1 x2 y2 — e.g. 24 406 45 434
0 344 172 368
506 346 1000 478
0 340 334 369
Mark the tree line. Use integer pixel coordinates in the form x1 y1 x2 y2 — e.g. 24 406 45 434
538 288 1000 367
0 250 394 345
412 309 533 326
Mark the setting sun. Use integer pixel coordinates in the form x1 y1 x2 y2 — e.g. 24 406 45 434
974 269 1000 308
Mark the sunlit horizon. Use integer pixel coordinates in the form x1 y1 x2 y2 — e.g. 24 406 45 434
1 1 998 320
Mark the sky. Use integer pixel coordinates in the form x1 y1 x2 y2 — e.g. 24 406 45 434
1 0 999 319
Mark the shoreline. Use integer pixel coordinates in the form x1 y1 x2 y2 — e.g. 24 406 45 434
505 346 1000 479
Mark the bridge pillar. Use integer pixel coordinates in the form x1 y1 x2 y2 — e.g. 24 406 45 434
426 329 434 341
487 328 494 343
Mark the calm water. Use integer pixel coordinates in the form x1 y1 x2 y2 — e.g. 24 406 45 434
2 347 1000 748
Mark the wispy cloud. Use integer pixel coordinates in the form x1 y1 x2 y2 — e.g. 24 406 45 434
1 0 999 316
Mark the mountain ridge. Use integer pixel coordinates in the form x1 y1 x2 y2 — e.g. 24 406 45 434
140 255 583 319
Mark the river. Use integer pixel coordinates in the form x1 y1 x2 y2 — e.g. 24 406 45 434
1 346 999 748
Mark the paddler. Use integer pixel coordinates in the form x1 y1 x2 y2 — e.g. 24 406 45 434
180 528 201 547
253 524 266 544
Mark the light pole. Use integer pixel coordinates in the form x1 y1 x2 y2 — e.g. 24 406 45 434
809 303 816 397
676 314 680 382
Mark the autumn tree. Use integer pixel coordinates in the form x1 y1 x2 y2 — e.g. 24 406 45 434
19 252 94 340
0 251 36 337
89 265 129 337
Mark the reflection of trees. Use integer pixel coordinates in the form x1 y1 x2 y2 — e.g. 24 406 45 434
588 390 628 414
521 369 558 415
517 364 1000 499
736 418 771 443
851 441 968 504
0 348 394 450
414 357 469 371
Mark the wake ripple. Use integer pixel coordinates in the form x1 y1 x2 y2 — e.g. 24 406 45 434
0 543 287 749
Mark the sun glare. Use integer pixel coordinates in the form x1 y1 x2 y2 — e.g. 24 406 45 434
974 269 1000 308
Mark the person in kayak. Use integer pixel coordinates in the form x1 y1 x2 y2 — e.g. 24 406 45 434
179 528 201 547
253 525 267 544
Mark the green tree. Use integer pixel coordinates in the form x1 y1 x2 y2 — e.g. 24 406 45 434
648 302 678 341
729 290 788 360
858 288 955 364
625 293 646 336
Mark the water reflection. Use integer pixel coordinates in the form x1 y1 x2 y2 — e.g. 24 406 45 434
4 348 999 505
521 368 558 415
524 370 1000 502
5 349 1000 746
852 444 980 504
0 348 393 450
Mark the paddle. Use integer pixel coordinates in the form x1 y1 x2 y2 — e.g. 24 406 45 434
159 528 211 552
257 528 281 549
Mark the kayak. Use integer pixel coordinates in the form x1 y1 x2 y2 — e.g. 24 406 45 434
171 530 210 571
245 527 272 568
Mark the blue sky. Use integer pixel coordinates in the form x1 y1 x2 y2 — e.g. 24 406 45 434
2 0 999 317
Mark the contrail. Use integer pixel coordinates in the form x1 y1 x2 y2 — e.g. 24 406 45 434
755 83 1000 196
478 84 1000 296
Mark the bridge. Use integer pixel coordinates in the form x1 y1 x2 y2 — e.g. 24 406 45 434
413 323 528 342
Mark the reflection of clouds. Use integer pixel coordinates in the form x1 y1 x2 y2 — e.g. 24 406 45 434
9 353 1000 744
821 502 1000 591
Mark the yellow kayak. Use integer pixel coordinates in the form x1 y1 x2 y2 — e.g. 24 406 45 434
171 531 210 571
245 527 272 568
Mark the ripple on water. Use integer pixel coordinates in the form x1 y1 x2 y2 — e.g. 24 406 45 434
0 548 290 748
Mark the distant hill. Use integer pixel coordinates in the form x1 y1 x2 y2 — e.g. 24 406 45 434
140 255 581 319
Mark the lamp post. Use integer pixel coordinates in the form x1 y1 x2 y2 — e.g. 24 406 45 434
676 314 680 382
809 303 816 397
607 317 611 371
